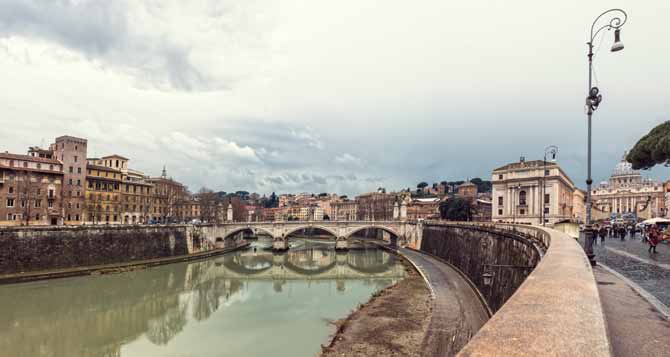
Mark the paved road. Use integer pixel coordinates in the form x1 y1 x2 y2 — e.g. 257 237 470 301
400 248 489 356
582 234 670 306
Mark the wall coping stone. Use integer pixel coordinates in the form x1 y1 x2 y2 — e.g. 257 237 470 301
454 223 611 356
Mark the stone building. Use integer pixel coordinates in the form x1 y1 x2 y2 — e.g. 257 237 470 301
331 200 358 221
84 162 124 224
591 156 665 221
50 136 88 224
456 182 478 198
406 197 440 220
492 157 579 225
0 152 64 225
355 191 397 221
147 168 190 223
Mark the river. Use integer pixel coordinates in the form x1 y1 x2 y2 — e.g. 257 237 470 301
0 238 405 357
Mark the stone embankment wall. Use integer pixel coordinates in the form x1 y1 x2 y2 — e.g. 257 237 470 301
0 225 212 275
420 223 544 312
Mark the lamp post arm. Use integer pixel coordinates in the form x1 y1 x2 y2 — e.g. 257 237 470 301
589 9 628 44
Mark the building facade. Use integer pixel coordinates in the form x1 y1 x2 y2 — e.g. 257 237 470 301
591 156 665 221
0 153 64 225
51 136 88 224
492 158 579 225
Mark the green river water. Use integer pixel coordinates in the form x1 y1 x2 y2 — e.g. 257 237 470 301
0 239 405 357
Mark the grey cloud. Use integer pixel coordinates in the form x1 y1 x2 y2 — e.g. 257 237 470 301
0 1 256 90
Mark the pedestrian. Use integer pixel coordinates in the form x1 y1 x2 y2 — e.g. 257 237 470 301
648 225 660 254
599 225 607 244
593 224 599 245
619 226 626 241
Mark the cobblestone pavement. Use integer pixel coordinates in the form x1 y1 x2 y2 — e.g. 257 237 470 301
399 248 489 356
581 233 670 306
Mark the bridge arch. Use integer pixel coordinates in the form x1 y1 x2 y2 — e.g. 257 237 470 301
345 225 401 241
282 225 339 239
222 226 276 240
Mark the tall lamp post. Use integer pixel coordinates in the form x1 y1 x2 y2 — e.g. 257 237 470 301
542 145 558 226
584 9 628 266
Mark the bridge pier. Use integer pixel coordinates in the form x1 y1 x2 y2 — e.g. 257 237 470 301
335 237 349 251
272 237 289 251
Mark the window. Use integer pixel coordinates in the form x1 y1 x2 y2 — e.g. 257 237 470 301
77 179 81 186
76 203 80 209
67 214 71 221
75 215 79 221
498 209 503 215
69 166 73 173
49 164 53 171
115 160 119 168
35 214 40 221
68 179 73 185
498 196 503 205
87 169 91 175
544 169 550 176
519 191 527 205
88 181 93 189
48 189 54 198
77 167 81 174
8 186 13 194
520 209 525 215
20 200 26 208
7 213 12 220
544 194 550 204
68 202 72 209
23 162 27 168
48 200 53 208
498 174 503 180
544 207 550 214
74 156 78 162
35 200 41 208
7 198 14 207
77 191 80 197
37 163 41 169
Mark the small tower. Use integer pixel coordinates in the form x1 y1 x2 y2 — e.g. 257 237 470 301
393 201 399 220
400 199 408 221
227 202 233 222
161 165 167 178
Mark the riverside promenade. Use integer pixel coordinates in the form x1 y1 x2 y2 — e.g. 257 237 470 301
580 235 670 356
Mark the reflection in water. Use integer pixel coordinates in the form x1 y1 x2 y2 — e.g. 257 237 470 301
0 239 404 357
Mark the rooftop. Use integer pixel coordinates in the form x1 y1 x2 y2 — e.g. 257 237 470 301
0 152 61 165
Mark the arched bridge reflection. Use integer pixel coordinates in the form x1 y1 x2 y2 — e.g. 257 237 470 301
213 244 404 280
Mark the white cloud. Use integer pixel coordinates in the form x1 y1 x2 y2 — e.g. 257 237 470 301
290 126 323 150
213 137 260 162
334 153 364 167
161 131 210 160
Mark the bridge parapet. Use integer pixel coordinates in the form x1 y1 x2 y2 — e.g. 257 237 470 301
197 221 421 250
418 222 609 356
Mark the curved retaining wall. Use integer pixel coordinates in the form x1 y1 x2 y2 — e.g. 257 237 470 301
419 222 610 356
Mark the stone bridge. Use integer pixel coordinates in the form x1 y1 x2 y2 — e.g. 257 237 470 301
196 220 422 251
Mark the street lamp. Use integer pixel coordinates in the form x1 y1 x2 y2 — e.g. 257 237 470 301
584 9 628 266
542 146 558 226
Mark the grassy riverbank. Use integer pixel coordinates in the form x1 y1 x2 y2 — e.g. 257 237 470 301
321 257 431 356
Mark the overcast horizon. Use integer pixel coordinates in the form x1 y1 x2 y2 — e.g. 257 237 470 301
1 1 669 196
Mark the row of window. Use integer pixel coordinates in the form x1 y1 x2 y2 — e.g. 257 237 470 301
7 160 60 171
5 198 54 208
497 207 550 216
497 193 551 206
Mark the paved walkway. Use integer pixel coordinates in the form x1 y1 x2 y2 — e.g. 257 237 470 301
584 234 670 306
594 266 670 356
399 248 489 356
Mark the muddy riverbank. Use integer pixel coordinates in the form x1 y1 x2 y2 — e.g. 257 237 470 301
321 258 432 356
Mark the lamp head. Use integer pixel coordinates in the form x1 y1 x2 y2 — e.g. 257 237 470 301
611 28 624 52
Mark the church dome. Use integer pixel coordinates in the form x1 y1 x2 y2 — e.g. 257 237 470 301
612 153 637 177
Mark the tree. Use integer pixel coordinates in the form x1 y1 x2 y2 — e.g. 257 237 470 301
197 187 220 223
17 170 38 225
627 121 670 170
470 178 492 193
417 182 428 189
439 197 475 221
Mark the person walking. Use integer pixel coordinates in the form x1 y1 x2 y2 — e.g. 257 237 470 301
648 225 660 254
599 225 607 244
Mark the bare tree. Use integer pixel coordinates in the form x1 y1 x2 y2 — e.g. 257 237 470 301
197 187 219 223
17 169 38 225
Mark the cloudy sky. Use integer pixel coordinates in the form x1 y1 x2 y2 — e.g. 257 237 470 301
1 0 669 196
